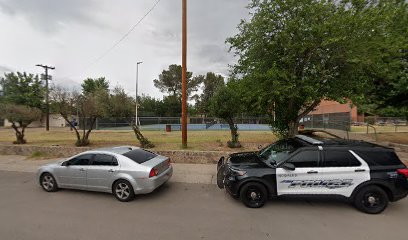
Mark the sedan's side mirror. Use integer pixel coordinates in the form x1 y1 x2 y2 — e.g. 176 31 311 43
62 161 70 166
282 162 295 171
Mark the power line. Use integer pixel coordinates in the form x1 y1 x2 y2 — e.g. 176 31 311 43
71 0 162 77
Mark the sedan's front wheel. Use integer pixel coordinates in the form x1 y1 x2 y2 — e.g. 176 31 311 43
113 180 135 202
40 173 59 192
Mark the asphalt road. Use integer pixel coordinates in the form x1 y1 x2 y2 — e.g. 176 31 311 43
1 171 407 240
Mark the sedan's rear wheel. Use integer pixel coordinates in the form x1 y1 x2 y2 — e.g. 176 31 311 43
40 173 59 192
113 180 135 202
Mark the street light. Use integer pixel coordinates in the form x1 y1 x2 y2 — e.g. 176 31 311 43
136 61 143 126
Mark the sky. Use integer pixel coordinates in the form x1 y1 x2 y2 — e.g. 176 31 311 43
0 0 249 99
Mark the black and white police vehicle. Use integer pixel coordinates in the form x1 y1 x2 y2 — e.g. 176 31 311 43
217 135 408 214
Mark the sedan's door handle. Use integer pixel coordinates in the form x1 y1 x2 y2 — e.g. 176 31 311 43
355 169 366 172
307 170 318 174
108 169 115 173
79 168 86 171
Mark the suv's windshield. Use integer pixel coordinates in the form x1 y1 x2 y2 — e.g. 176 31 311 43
258 139 302 165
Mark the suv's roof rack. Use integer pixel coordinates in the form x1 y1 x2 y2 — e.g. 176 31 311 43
295 135 323 145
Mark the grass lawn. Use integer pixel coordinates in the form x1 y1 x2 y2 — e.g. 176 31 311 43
351 125 408 133
0 128 277 151
370 132 408 145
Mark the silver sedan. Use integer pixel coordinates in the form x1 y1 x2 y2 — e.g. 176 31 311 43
37 146 173 201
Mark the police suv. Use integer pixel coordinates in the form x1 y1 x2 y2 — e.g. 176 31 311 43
217 135 408 214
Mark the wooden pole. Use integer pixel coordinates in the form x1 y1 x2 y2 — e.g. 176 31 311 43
182 0 187 148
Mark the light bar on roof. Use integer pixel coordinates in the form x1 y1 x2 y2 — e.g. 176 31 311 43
295 135 323 145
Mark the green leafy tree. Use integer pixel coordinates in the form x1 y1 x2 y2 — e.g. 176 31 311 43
108 87 154 148
138 95 164 117
227 0 408 137
81 77 109 95
209 84 242 148
195 72 225 116
153 64 202 98
0 72 44 108
0 72 44 144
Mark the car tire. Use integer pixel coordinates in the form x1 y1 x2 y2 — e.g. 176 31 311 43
240 182 267 208
354 186 389 214
113 180 135 202
40 173 59 192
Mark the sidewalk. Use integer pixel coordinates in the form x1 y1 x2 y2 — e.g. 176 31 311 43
0 155 217 185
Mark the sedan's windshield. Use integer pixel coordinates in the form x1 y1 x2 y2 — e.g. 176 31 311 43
258 139 301 166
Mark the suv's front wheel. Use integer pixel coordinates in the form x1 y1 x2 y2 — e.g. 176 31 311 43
240 182 267 208
354 186 389 214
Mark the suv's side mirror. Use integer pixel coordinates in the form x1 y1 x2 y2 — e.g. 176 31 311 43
282 162 295 171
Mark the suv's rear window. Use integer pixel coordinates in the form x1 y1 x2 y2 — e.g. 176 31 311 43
354 150 402 166
123 149 157 164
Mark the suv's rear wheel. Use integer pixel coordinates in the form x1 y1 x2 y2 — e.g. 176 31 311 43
354 186 388 214
113 180 135 202
240 182 267 208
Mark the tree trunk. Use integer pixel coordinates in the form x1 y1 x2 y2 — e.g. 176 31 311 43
11 123 26 144
287 120 299 138
226 118 241 148
131 123 155 148
61 114 81 143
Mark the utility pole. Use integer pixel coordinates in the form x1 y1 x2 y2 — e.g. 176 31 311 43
36 64 55 131
136 61 143 126
181 0 188 148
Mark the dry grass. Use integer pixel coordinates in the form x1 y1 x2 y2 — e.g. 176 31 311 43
351 125 408 133
0 127 277 151
371 132 408 145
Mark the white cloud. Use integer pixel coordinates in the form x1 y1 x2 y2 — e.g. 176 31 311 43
0 0 249 99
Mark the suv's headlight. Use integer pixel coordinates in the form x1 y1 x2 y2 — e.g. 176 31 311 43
230 169 247 176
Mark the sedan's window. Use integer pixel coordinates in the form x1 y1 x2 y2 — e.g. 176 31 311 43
92 154 118 166
69 154 94 166
287 150 319 168
123 149 157 164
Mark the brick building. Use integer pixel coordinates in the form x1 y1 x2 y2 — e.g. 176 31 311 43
301 100 364 130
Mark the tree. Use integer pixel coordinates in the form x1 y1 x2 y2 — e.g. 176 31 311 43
0 104 42 144
195 72 225 115
0 72 44 144
81 77 109 95
108 87 154 148
209 84 242 148
0 72 44 109
227 0 408 137
153 64 202 98
51 87 108 146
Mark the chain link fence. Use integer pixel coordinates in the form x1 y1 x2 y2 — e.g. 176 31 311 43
75 117 271 131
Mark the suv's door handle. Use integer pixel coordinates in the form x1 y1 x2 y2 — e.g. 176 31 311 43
79 168 86 171
307 170 318 174
355 169 366 172
108 169 115 173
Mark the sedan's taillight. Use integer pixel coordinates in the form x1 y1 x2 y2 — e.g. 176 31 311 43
167 159 171 166
397 169 408 178
149 168 159 178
